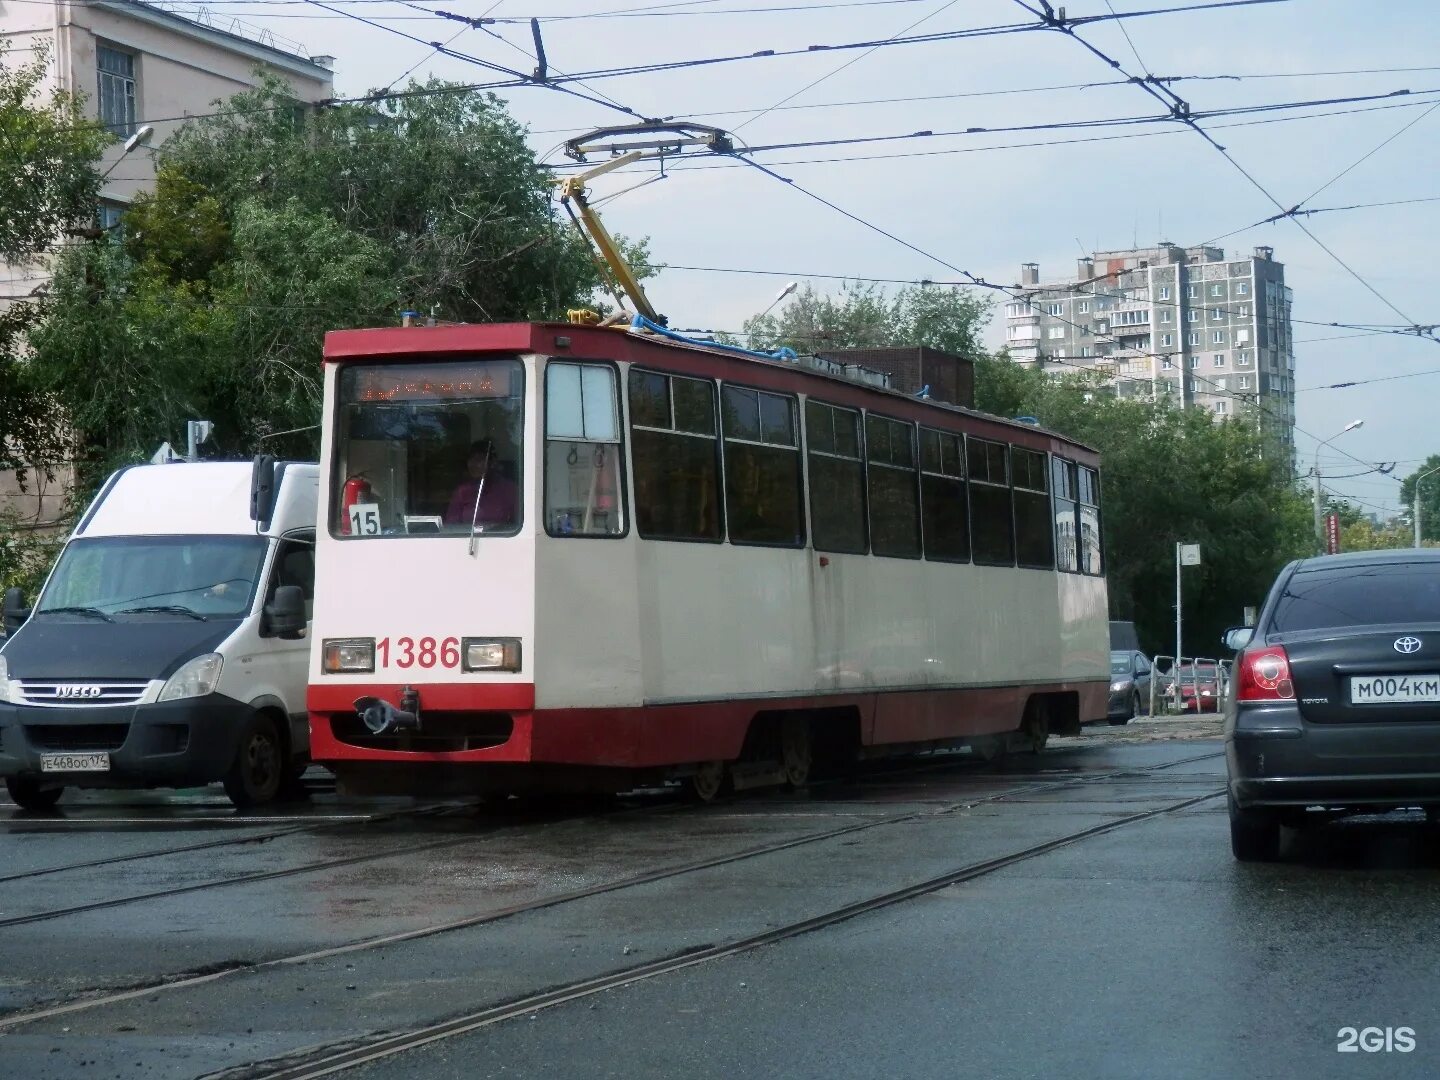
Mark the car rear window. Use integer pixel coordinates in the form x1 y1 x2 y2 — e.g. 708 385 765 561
1269 562 1440 633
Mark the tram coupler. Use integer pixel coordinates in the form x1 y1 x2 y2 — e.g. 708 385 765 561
354 687 422 735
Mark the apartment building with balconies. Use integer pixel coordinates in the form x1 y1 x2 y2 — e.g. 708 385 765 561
1003 243 1295 454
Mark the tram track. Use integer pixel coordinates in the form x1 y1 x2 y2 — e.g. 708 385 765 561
0 800 471 885
217 785 1224 1080
0 747 1218 922
0 747 1221 1030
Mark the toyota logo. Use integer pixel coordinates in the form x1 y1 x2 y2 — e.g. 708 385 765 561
1394 636 1423 655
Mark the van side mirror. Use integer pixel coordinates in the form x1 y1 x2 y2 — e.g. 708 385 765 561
3 587 29 635
263 585 306 639
250 455 277 531
1223 626 1254 652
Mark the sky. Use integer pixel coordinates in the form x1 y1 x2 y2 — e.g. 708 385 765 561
147 0 1440 514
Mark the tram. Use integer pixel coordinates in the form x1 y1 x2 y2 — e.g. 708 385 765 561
305 319 1110 798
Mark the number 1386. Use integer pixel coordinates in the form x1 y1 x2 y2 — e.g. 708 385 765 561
377 637 459 669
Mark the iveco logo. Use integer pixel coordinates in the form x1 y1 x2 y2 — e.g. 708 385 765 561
55 684 103 699
1394 636 1423 655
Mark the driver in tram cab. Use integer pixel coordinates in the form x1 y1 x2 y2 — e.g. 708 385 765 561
444 438 518 529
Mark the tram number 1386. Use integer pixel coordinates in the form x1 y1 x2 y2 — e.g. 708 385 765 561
377 637 461 669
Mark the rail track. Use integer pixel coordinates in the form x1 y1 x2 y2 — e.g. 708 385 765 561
0 748 1220 1030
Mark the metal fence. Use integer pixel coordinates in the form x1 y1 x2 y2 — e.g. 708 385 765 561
1149 656 1230 716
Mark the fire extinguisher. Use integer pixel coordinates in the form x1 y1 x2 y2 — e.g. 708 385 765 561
340 475 373 534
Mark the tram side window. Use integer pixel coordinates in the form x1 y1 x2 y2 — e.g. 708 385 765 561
919 427 969 562
721 385 804 547
805 400 867 554
1079 465 1103 575
866 414 920 558
967 437 1014 565
1052 457 1080 573
544 362 624 537
628 369 722 542
1012 447 1055 569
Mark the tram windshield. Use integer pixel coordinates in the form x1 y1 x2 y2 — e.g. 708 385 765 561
331 358 525 538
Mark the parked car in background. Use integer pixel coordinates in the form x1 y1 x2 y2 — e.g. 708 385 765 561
1107 650 1152 724
1172 662 1223 713
1225 549 1440 861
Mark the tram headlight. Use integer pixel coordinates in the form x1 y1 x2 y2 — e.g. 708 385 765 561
462 638 521 673
322 638 375 674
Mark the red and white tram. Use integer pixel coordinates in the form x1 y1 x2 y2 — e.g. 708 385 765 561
306 321 1109 797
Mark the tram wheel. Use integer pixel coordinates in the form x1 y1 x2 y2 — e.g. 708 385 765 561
1022 702 1050 754
780 717 813 788
684 761 730 803
5 777 63 812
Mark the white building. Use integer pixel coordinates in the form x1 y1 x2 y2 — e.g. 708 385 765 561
0 0 334 527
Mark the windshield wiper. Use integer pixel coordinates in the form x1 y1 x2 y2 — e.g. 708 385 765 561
116 605 208 622
37 606 114 622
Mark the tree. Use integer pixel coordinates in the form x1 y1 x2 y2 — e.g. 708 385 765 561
0 42 106 478
741 281 992 355
28 76 643 482
998 376 1311 655
1400 455 1440 544
739 280 1311 652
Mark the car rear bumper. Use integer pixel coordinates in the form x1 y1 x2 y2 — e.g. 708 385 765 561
1226 702 1440 808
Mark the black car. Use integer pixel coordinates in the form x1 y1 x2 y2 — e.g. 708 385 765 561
1107 650 1152 724
1224 549 1440 861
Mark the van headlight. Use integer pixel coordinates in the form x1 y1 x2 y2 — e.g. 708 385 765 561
462 638 521 672
0 654 11 702
159 653 223 702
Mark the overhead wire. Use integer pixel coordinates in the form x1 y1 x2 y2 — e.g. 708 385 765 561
1004 0 1427 335
729 0 963 134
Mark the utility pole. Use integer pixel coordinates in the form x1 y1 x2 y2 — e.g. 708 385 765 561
1176 543 1201 671
1312 419 1365 552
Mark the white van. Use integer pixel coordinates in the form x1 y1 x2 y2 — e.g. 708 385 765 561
0 461 317 810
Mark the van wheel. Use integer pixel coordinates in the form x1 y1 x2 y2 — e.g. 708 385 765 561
5 777 63 812
224 713 284 808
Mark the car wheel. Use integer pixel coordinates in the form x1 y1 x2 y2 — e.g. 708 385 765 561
5 777 63 812
223 713 284 808
1229 791 1281 862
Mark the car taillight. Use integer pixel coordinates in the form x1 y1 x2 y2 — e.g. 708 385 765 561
1236 645 1294 702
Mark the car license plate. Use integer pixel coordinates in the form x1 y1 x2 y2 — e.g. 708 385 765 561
1349 675 1440 704
39 752 110 773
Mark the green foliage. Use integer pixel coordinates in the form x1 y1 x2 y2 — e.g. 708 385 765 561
28 75 640 484
740 279 1310 652
0 41 106 478
1399 454 1440 543
999 375 1311 654
0 509 64 597
741 281 992 355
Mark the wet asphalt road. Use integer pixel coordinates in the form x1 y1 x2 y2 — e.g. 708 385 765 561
1 724 1438 1079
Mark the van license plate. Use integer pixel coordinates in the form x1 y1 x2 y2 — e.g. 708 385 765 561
39 752 110 773
1349 675 1440 704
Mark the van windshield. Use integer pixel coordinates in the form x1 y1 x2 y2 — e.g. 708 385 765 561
37 535 268 619
331 358 525 538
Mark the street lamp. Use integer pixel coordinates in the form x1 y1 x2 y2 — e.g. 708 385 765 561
758 281 798 319
1414 462 1440 547
1312 419 1364 550
99 124 155 181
